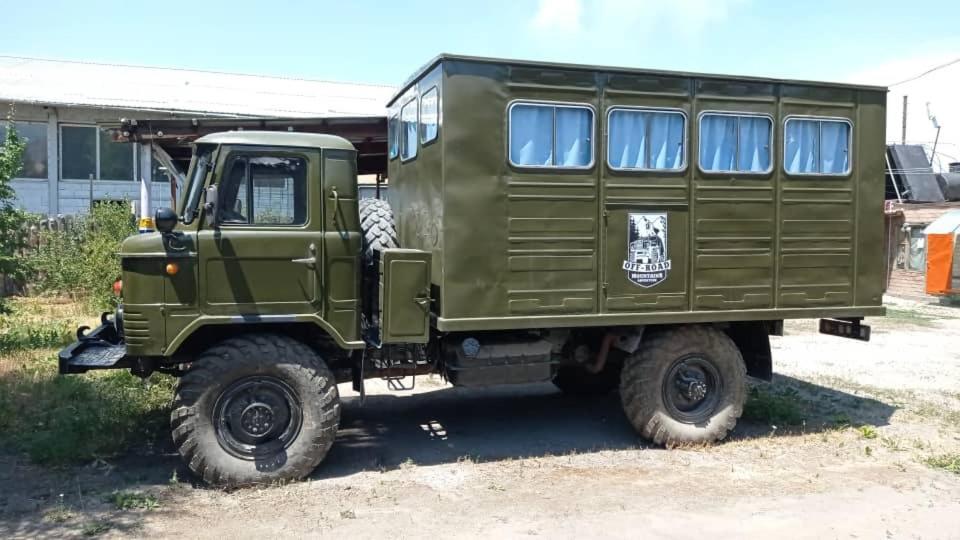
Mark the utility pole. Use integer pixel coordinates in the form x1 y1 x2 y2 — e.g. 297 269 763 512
901 95 908 145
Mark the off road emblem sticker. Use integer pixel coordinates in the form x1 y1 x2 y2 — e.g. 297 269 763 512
623 213 671 288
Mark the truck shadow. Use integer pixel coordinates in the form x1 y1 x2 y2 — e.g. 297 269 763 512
314 373 896 480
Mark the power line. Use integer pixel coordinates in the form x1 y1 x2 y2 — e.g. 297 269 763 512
889 57 960 87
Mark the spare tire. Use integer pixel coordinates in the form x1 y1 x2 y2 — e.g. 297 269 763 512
359 197 399 261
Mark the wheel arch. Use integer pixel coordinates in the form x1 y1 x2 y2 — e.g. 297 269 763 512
722 321 774 381
166 320 357 371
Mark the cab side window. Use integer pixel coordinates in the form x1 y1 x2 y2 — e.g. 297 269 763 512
219 155 308 226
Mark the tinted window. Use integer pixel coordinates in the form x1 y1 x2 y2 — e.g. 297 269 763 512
0 122 48 179
509 102 593 168
400 99 418 161
61 126 97 180
607 109 685 170
698 113 772 173
219 155 307 225
98 129 134 180
388 114 399 160
420 87 438 143
785 118 851 175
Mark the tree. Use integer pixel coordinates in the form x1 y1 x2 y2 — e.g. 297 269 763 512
0 112 31 308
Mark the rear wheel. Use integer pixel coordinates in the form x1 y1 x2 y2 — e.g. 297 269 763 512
620 325 746 446
170 333 340 487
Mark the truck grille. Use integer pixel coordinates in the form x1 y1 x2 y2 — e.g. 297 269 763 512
122 309 151 347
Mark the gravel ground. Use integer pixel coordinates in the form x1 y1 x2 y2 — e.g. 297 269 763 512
2 296 959 539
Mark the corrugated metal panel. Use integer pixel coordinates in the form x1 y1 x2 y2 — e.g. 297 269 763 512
0 55 395 118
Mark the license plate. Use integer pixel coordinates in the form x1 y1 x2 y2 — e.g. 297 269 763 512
819 318 871 341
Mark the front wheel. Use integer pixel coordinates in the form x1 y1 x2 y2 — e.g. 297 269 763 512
170 333 340 487
620 325 746 446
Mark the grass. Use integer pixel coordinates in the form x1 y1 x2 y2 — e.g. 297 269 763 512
0 297 174 465
81 520 112 537
924 453 960 475
857 425 878 439
742 385 805 426
106 490 160 510
883 307 940 327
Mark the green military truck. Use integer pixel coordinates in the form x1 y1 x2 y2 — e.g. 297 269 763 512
59 55 887 486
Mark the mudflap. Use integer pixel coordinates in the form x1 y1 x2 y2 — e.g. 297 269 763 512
58 315 129 374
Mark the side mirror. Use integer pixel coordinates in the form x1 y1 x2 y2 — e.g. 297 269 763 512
204 184 219 224
154 207 177 234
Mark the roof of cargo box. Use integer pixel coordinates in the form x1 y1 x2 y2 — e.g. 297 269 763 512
388 53 889 106
925 210 960 235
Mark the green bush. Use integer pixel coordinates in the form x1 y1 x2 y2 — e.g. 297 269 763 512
28 204 137 310
0 116 33 311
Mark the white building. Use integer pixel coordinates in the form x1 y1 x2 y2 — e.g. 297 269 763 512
0 55 394 215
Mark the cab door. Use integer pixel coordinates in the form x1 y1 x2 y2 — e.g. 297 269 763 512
197 146 322 316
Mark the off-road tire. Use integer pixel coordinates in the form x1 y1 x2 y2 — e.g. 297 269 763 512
619 325 746 446
359 197 399 261
170 333 340 487
553 363 621 396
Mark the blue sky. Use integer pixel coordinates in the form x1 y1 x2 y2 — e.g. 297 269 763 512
1 0 958 86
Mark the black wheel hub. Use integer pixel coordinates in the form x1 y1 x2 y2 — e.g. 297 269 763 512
213 376 302 460
662 355 723 424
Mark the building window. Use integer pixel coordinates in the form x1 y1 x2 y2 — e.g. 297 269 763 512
0 121 48 179
219 155 307 226
420 87 438 144
400 98 418 161
388 113 399 160
509 102 594 168
60 125 136 181
906 227 926 271
607 108 685 171
698 112 772 173
784 117 851 175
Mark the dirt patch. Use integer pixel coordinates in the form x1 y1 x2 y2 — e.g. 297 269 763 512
2 296 959 538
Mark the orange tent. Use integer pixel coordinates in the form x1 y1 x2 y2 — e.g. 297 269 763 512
924 210 960 296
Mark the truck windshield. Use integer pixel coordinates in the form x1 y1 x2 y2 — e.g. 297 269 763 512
181 146 214 224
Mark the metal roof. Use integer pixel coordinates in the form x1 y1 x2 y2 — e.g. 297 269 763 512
0 55 395 118
195 131 355 151
389 53 889 106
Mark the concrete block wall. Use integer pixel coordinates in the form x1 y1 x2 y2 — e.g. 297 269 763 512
10 179 49 214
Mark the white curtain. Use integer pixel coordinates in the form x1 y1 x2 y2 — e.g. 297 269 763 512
737 116 771 172
699 115 736 171
557 107 592 167
608 110 647 168
401 100 418 160
785 119 819 173
608 110 683 169
820 121 849 173
510 105 553 166
650 113 684 169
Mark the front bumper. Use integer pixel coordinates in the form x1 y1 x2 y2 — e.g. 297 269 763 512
58 313 130 374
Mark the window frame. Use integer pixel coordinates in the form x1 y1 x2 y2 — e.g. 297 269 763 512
507 99 596 170
696 111 775 176
387 112 399 161
0 120 49 180
58 123 138 182
605 106 688 173
419 86 439 146
215 151 311 229
399 96 419 163
782 115 854 177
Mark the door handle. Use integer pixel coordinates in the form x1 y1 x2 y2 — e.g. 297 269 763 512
293 243 317 266
414 296 430 312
